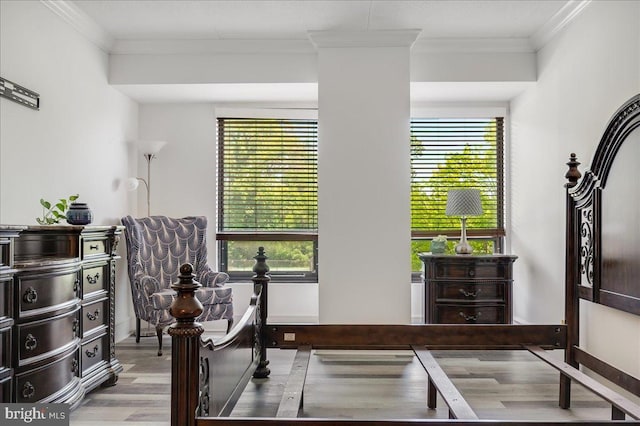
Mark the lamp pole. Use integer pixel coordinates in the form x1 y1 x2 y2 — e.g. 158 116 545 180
144 153 154 216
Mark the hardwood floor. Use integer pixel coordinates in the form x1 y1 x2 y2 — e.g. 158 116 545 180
71 335 616 425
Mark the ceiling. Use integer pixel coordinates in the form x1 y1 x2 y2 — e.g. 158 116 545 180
67 0 584 104
72 0 569 42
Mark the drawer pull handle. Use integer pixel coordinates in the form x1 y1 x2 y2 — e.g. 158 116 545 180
459 288 481 298
22 381 35 399
24 334 38 351
90 244 99 250
72 318 79 336
86 345 99 358
74 278 80 292
459 312 482 322
23 287 38 304
71 359 79 374
467 268 476 277
86 272 100 284
86 309 100 321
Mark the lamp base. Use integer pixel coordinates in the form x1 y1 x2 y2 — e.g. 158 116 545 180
456 216 473 255
455 241 473 255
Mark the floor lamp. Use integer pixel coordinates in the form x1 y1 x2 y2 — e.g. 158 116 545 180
125 140 167 338
445 188 483 255
126 140 167 217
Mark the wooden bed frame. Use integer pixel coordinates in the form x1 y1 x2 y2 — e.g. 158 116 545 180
169 94 640 425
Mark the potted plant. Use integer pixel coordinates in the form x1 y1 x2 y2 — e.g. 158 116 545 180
36 194 79 225
430 235 448 254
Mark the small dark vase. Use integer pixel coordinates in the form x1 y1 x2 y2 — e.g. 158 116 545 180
66 202 93 225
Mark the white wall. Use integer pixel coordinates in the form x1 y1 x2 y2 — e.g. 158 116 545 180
137 104 217 220
511 0 640 375
0 1 138 341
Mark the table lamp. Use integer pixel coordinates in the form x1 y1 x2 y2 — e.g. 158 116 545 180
445 188 483 255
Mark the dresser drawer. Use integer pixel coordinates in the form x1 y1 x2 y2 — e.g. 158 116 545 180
434 260 509 279
82 263 108 296
17 310 79 362
435 281 506 302
82 299 108 335
82 237 108 259
0 238 11 269
81 335 107 374
0 276 11 320
15 349 78 403
0 328 10 370
435 304 506 324
0 374 12 402
17 268 79 316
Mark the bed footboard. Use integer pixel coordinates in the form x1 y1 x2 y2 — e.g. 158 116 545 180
169 248 271 426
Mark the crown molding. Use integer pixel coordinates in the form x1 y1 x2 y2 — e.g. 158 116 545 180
41 0 114 52
111 39 316 55
40 0 589 56
308 30 421 49
530 0 592 51
412 38 534 54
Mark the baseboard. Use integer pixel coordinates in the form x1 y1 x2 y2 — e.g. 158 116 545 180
267 315 319 324
115 316 134 343
314 349 414 363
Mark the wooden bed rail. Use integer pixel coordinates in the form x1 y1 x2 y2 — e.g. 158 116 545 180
266 324 567 349
413 347 478 420
196 420 633 425
527 346 640 421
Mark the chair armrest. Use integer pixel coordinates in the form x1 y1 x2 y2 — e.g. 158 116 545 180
134 273 162 296
197 264 230 288
128 260 161 295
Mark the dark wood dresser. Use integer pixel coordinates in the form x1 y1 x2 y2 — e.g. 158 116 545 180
418 253 517 324
0 225 122 407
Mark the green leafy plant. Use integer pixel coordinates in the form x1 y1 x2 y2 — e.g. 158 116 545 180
36 194 79 225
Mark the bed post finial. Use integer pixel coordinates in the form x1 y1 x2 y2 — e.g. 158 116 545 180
565 153 582 188
168 263 204 426
253 247 271 378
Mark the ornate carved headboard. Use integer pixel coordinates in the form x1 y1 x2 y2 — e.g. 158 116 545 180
566 94 640 315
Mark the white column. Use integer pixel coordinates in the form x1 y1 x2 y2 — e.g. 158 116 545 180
311 31 419 324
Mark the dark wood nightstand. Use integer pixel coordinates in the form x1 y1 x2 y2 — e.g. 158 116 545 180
418 253 517 324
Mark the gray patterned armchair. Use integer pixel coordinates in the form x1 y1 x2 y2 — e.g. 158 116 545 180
121 216 233 355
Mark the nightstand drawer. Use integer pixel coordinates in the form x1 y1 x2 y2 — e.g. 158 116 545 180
435 281 506 302
434 261 508 279
435 304 505 324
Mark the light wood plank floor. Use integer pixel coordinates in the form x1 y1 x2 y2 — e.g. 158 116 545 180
71 335 621 425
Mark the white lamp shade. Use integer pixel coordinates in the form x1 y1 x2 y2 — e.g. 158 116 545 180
125 177 141 191
446 189 483 217
137 140 167 155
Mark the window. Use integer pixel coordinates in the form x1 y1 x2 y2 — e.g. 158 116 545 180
410 117 505 272
217 117 318 282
